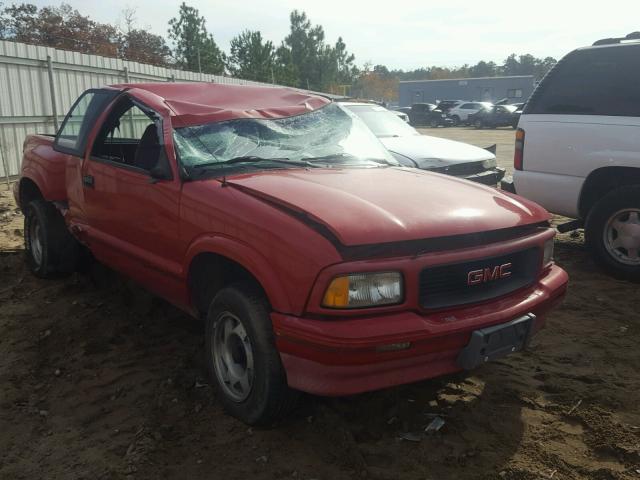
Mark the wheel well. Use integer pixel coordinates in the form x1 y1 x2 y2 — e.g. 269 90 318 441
188 253 268 318
18 178 43 212
579 167 640 219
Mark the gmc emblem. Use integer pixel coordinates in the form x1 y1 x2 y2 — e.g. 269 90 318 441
467 262 512 285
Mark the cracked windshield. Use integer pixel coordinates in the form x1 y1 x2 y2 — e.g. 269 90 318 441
173 103 396 169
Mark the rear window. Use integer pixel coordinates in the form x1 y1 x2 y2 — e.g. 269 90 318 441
525 44 640 117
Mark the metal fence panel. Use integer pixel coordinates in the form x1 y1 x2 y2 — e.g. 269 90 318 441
0 39 270 178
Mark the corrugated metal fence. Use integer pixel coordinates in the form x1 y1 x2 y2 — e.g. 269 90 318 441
0 39 270 179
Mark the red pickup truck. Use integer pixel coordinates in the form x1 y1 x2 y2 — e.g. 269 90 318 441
15 83 568 425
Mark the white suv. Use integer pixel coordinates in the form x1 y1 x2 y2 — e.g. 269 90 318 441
448 102 493 125
504 34 640 281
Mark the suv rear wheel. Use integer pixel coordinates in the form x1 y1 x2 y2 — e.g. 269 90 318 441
24 199 79 278
205 284 297 425
585 185 640 282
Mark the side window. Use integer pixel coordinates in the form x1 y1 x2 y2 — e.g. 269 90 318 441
461 103 473 109
91 97 164 172
54 89 117 156
527 45 640 116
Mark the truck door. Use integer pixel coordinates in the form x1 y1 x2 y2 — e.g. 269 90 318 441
81 94 184 304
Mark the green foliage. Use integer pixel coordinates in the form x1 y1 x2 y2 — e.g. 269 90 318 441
168 2 225 74
0 2 560 95
228 30 275 82
392 55 556 83
275 10 357 92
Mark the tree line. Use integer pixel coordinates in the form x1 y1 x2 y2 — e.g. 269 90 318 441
0 2 556 98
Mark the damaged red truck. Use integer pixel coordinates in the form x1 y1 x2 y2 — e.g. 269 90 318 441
15 83 568 425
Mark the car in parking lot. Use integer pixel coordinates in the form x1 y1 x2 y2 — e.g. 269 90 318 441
436 99 465 114
448 101 494 125
504 34 640 280
468 104 520 129
342 102 505 185
391 109 410 122
406 102 453 127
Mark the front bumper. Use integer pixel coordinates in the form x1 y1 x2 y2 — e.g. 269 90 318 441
501 175 516 193
464 167 505 186
273 264 568 396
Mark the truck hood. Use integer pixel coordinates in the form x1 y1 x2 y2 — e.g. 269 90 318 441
226 167 549 246
380 134 495 169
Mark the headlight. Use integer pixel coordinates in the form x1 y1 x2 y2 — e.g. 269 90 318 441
322 271 403 308
543 238 554 267
482 157 497 169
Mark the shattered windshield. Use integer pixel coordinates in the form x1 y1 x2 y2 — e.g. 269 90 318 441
173 103 397 171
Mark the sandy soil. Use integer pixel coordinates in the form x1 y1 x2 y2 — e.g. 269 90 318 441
1 153 639 479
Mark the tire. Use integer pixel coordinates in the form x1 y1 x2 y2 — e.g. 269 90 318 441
585 185 640 282
24 199 79 278
450 115 460 126
429 119 439 128
474 119 483 129
205 284 297 425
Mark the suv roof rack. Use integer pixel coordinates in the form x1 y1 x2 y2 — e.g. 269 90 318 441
593 31 640 46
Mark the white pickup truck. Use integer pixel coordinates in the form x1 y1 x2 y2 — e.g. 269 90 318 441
503 34 640 281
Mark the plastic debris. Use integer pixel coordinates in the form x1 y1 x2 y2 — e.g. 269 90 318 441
424 416 445 434
398 432 422 442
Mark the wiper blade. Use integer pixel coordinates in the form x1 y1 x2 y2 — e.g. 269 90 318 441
302 153 397 166
193 156 315 169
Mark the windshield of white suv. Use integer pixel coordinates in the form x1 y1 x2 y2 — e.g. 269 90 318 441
342 104 419 138
173 103 397 172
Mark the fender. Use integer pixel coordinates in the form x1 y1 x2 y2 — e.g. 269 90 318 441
20 136 68 204
183 233 293 314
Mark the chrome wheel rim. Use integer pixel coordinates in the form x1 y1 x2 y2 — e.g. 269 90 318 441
29 218 43 266
604 208 640 266
212 312 254 402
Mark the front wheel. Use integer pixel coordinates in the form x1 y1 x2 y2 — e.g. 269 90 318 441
205 284 297 425
429 118 439 128
24 199 79 278
585 185 640 282
474 119 483 129
450 115 460 126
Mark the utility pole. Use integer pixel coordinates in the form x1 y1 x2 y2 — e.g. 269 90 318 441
197 47 202 74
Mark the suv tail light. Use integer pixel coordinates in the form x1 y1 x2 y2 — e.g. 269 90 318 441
514 128 525 170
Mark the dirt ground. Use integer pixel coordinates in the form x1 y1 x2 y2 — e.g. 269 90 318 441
1 129 639 479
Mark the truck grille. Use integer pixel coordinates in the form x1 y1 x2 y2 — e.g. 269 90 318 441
418 248 540 310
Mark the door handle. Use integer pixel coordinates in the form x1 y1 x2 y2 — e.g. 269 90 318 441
82 175 95 188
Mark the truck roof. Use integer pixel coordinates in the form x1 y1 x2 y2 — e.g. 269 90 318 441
108 82 331 126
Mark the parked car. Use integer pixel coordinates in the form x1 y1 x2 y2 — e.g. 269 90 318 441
448 102 494 125
436 99 465 114
407 102 453 127
503 35 640 280
468 104 520 129
15 83 568 425
342 102 505 185
391 110 410 122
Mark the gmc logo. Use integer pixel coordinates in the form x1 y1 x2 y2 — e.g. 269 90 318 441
467 263 512 285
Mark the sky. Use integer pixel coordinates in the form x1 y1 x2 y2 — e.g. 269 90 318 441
32 0 640 70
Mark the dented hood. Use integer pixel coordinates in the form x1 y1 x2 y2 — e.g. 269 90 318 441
226 167 550 246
